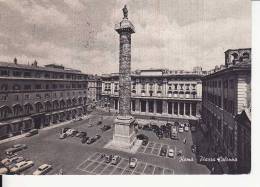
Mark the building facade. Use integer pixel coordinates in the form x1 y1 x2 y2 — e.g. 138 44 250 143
101 68 206 121
87 75 102 103
201 48 251 173
0 60 89 140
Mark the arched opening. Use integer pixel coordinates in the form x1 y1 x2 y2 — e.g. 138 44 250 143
44 101 52 112
53 100 59 110
24 103 33 115
13 104 23 117
35 102 43 113
0 105 12 119
60 99 66 109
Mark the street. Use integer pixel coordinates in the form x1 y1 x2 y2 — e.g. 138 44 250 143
0 109 210 175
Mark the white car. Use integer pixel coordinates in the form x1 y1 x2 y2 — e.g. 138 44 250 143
10 160 34 173
178 127 184 133
2 156 24 166
33 164 52 175
184 126 189 132
168 149 174 158
0 164 8 175
129 158 138 168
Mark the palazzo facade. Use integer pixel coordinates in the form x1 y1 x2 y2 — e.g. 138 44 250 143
0 60 89 140
101 68 206 121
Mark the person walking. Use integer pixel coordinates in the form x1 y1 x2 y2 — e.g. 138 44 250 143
183 138 186 144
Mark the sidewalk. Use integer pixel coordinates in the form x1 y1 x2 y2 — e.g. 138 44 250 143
0 114 92 145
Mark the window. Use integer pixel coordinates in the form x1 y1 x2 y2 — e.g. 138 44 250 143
46 84 49 90
35 84 42 90
24 72 31 77
0 94 7 101
45 93 50 99
52 84 57 89
13 84 21 90
229 80 234 89
13 71 22 77
24 94 30 100
1 70 9 76
36 94 41 99
24 85 31 90
218 81 222 88
1 84 8 91
15 95 19 101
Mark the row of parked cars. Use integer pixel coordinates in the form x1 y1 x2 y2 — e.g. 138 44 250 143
1 144 52 175
59 127 102 144
101 154 138 169
141 122 196 140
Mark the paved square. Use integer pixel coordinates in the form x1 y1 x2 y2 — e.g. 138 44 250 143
76 152 174 175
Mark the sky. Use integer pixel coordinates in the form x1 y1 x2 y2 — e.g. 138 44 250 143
0 0 251 74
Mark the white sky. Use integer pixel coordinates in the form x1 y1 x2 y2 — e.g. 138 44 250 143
0 0 251 74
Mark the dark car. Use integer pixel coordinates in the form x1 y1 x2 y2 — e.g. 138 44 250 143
142 137 149 146
97 121 102 125
105 155 113 163
191 145 197 153
166 123 173 129
76 132 87 138
71 130 79 137
160 146 167 157
86 137 96 144
156 131 163 139
81 136 89 144
5 144 27 155
142 125 151 131
101 125 111 132
94 134 101 140
25 129 38 137
136 134 148 140
61 128 70 134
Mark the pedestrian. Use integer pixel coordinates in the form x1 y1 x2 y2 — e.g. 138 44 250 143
183 138 186 144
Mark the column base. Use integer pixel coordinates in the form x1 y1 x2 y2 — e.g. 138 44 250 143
104 115 141 153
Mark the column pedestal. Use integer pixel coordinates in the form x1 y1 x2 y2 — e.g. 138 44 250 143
104 115 141 153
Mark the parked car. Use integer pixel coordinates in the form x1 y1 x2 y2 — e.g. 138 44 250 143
3 156 24 167
94 134 101 140
156 131 163 139
71 129 78 137
33 164 52 175
129 158 137 168
184 124 189 132
5 144 27 155
25 129 38 137
168 149 174 158
190 125 196 132
136 134 148 140
142 125 151 131
59 133 67 139
177 150 183 156
6 157 25 169
111 155 121 165
191 145 197 153
178 127 184 133
76 132 87 138
1 154 18 165
105 155 113 163
101 125 111 132
9 160 34 174
170 126 178 140
0 164 8 174
159 146 167 157
81 136 89 144
60 128 70 134
86 137 95 144
142 137 149 146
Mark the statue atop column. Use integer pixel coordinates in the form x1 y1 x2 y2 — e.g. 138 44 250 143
122 5 128 19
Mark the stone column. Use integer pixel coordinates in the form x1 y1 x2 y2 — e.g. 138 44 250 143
178 102 180 116
190 102 192 116
106 6 140 152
